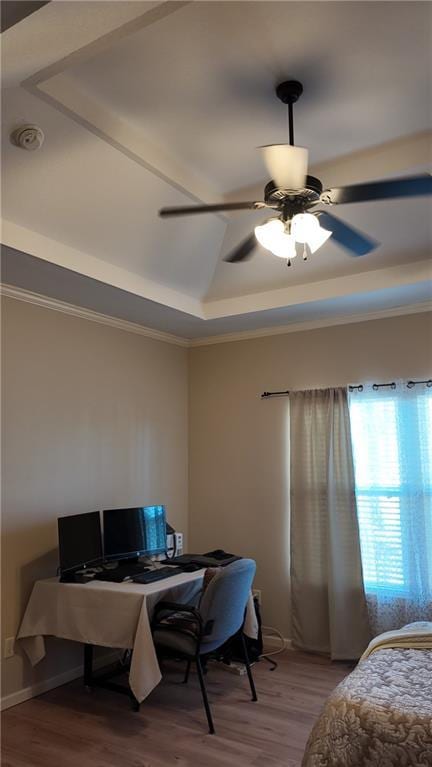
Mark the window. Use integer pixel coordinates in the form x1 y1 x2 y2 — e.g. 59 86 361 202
349 385 432 602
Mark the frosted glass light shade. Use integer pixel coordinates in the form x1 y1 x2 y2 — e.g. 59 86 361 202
291 213 332 253
254 218 284 249
307 226 332 253
254 219 297 259
291 213 319 243
255 214 330 260
260 144 308 190
271 234 297 259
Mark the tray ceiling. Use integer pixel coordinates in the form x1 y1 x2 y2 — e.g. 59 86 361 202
1 0 431 336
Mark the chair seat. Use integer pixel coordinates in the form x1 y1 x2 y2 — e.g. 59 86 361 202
153 628 198 656
153 628 222 657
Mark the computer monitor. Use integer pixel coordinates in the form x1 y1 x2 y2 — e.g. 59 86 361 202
58 511 103 574
103 506 167 562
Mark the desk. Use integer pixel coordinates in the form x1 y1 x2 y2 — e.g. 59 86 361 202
17 572 258 703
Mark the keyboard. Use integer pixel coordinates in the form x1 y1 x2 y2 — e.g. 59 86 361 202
132 567 183 584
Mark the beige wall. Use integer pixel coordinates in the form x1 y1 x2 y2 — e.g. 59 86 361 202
1 297 188 700
2 300 432 702
188 312 432 637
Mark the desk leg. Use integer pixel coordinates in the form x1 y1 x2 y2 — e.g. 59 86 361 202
84 644 94 690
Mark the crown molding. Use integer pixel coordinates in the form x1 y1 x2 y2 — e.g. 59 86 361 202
2 283 431 350
189 301 432 347
0 284 189 348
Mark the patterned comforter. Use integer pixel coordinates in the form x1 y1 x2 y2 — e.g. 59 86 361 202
302 647 432 766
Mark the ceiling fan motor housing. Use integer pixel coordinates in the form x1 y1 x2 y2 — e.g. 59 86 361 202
264 175 323 212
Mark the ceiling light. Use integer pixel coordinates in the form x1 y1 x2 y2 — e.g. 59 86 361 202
255 213 332 264
271 234 297 260
291 213 332 253
306 225 332 254
255 219 297 260
254 218 285 250
291 213 319 242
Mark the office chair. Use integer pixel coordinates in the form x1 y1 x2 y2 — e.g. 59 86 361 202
151 558 258 734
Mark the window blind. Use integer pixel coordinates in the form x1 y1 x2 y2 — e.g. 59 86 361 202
349 386 432 598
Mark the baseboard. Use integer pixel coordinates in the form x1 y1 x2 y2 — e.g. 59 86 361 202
1 650 122 711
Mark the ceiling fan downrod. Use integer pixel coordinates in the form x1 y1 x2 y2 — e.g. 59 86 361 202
275 80 303 146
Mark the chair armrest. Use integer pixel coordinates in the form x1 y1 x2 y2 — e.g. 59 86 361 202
152 602 204 633
153 601 202 622
152 601 204 645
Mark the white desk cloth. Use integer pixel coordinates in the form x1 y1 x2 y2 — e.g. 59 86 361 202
17 571 258 703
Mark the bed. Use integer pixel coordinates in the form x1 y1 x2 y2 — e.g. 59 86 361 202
302 623 432 767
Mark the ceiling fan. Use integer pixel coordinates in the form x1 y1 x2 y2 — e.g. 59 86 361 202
159 80 432 266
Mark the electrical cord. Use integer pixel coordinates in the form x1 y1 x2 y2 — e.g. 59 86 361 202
260 626 286 670
261 625 286 657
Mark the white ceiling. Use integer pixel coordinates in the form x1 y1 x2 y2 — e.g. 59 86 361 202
1 0 431 338
67 1 431 191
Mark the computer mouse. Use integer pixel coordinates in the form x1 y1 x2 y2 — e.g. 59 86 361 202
182 563 202 572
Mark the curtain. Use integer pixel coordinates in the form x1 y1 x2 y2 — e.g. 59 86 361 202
349 382 432 634
290 387 370 659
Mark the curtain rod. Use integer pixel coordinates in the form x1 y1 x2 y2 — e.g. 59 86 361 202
261 390 290 399
261 379 432 398
348 379 432 392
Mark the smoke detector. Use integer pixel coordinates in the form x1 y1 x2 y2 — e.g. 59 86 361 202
10 125 44 151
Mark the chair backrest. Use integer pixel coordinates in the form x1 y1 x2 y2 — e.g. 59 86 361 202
199 559 256 647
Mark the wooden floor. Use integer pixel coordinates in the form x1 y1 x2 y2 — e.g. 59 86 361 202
2 651 351 767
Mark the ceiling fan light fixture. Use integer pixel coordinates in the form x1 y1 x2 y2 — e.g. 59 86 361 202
254 218 297 259
291 212 332 253
260 144 308 190
270 233 297 260
291 213 319 242
160 80 432 264
307 225 333 253
254 218 284 249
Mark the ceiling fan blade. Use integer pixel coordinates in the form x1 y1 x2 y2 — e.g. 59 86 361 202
159 201 263 218
260 144 308 190
321 174 432 205
317 211 379 256
224 234 257 263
